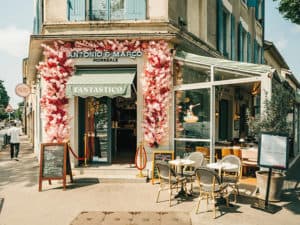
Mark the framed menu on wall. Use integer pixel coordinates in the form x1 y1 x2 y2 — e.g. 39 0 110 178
258 132 289 170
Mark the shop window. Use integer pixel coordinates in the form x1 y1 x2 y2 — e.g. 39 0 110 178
175 88 210 139
175 141 210 159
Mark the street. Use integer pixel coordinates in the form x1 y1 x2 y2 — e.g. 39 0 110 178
0 136 300 225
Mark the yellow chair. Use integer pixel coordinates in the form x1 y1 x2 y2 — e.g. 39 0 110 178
233 148 242 159
221 148 232 158
196 146 210 162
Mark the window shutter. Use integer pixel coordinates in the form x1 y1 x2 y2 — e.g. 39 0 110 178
238 22 243 62
217 0 224 54
247 0 257 7
125 0 146 20
253 40 258 63
68 0 85 21
255 0 259 20
247 33 251 62
231 14 235 60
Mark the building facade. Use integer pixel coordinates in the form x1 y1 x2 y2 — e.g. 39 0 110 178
25 0 299 169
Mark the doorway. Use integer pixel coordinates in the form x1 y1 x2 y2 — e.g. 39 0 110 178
78 94 137 165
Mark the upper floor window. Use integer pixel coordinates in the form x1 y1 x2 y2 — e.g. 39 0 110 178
217 0 233 58
222 9 231 58
238 21 249 62
68 0 146 21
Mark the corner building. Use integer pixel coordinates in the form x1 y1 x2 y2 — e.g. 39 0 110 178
25 0 300 169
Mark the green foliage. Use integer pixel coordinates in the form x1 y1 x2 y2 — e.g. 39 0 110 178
247 84 294 137
13 102 24 121
0 80 10 120
273 0 300 25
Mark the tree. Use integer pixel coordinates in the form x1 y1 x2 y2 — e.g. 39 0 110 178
0 80 10 120
273 0 300 25
247 82 294 137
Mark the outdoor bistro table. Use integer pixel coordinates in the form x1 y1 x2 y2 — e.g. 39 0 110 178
206 162 238 181
169 158 195 198
207 161 238 207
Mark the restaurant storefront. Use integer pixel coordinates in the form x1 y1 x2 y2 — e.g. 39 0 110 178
34 39 173 166
30 39 300 169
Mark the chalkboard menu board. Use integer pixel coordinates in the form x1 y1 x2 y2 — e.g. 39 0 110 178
258 132 288 170
39 143 73 191
152 150 174 184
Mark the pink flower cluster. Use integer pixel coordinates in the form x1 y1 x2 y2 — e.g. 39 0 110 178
142 41 171 147
37 43 74 143
37 40 171 147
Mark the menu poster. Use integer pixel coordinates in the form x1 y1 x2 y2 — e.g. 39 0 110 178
258 132 288 170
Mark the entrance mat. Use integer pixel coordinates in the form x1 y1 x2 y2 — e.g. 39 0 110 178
70 211 191 225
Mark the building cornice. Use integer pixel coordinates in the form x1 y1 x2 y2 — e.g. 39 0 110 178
27 21 221 83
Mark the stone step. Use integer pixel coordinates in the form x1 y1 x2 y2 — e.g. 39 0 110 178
72 166 149 183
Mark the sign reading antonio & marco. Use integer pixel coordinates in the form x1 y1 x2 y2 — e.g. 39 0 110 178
68 50 143 59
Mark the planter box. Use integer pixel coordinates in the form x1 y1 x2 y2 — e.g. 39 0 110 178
256 171 285 201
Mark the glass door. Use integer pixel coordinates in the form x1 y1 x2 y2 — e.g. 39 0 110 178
80 97 112 164
94 97 112 163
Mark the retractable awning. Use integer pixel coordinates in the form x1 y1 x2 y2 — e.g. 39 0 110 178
66 70 135 98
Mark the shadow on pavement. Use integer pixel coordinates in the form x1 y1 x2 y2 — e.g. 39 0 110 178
70 211 191 225
0 198 4 214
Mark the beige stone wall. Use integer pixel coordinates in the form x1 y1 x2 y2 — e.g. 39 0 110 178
148 0 168 20
44 0 67 22
207 0 217 48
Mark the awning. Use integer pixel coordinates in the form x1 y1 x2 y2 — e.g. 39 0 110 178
66 70 135 98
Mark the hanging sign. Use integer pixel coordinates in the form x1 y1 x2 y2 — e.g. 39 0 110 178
15 83 31 97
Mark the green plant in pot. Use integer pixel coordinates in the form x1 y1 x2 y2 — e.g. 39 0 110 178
247 83 294 201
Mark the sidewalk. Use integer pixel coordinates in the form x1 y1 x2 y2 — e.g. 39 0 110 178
0 136 299 225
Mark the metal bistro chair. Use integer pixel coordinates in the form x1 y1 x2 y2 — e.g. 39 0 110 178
182 152 205 193
221 155 242 202
195 167 230 218
155 161 187 207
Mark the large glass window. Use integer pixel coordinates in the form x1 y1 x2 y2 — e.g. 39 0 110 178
175 88 210 139
174 63 210 85
175 141 210 159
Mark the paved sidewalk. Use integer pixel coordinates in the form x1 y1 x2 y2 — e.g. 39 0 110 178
0 136 299 225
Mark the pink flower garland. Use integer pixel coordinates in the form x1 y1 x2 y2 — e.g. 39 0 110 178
37 40 171 147
142 41 171 147
37 42 74 143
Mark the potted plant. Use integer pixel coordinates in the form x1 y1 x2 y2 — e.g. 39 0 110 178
247 82 294 201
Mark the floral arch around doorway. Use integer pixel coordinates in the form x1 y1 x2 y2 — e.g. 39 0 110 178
37 40 171 147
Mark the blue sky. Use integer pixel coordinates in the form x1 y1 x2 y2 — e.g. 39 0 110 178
0 1 299 108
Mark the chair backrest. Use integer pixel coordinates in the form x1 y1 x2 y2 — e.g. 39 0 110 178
221 154 241 174
187 152 205 168
195 167 221 191
156 161 176 180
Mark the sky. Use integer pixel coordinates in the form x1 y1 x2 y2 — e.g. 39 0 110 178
0 1 299 108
